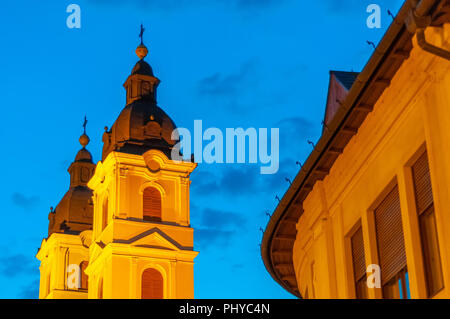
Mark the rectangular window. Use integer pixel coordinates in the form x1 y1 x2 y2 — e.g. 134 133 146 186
374 184 410 299
350 225 367 299
412 152 444 297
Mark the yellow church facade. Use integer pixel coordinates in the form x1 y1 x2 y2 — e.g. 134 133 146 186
36 33 198 299
85 150 197 299
262 0 450 299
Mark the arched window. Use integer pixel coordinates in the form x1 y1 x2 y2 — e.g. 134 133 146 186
143 187 161 221
80 261 88 290
141 268 163 299
102 197 108 231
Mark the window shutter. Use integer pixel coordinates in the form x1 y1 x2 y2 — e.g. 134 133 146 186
143 188 161 220
412 151 444 297
351 226 367 298
412 152 433 214
375 185 407 285
142 268 163 299
351 226 366 282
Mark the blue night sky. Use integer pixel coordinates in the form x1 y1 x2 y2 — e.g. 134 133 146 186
0 0 403 298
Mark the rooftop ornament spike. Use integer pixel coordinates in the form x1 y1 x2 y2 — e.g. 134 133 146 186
79 116 90 148
136 24 148 60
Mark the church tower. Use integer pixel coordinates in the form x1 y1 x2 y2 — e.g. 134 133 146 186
36 126 96 299
85 29 198 299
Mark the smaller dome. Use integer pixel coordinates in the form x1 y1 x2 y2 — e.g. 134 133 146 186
132 60 154 76
75 148 93 163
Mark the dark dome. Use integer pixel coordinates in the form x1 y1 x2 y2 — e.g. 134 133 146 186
131 60 154 76
102 98 179 160
75 148 93 163
48 186 93 235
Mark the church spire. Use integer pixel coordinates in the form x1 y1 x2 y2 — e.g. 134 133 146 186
47 117 96 236
70 117 94 186
123 25 160 105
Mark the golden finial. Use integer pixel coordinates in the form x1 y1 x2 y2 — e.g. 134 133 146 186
136 24 148 60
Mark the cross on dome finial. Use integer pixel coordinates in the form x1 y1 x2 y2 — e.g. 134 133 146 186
139 24 145 45
79 115 90 148
136 24 148 60
83 115 88 135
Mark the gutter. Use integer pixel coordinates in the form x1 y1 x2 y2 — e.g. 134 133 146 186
407 0 450 60
261 0 443 297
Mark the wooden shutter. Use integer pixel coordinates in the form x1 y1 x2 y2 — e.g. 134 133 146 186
351 226 367 298
412 151 444 296
375 185 407 285
80 261 88 290
143 187 161 220
412 152 433 214
142 268 163 299
351 226 366 282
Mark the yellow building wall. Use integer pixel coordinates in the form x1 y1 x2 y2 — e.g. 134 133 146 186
86 149 198 299
36 233 90 299
293 25 450 299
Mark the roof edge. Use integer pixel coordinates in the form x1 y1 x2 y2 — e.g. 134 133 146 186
261 0 443 297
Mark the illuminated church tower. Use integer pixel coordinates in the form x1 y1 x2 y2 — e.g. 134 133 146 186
84 29 198 299
36 126 95 299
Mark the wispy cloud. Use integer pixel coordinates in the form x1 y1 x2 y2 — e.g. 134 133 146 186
194 207 246 249
18 279 40 299
0 254 36 278
89 0 287 11
198 62 254 97
201 207 246 229
11 193 39 210
276 116 315 141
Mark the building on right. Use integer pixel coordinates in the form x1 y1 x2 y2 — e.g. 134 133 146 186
261 0 450 299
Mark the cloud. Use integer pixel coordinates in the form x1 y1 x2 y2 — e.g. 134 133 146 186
325 0 361 12
201 208 246 230
195 228 235 248
190 170 221 194
220 166 260 195
188 116 315 199
276 116 318 164
18 279 40 299
191 166 260 197
11 193 39 209
191 162 297 199
323 0 404 14
197 62 254 97
194 207 246 249
89 0 286 11
276 116 315 141
0 254 36 278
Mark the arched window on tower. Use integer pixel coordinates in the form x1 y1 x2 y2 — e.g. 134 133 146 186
143 187 161 222
141 268 163 299
102 197 108 231
80 261 88 290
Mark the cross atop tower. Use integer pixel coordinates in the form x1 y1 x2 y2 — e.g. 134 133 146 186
139 24 145 45
83 115 88 135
